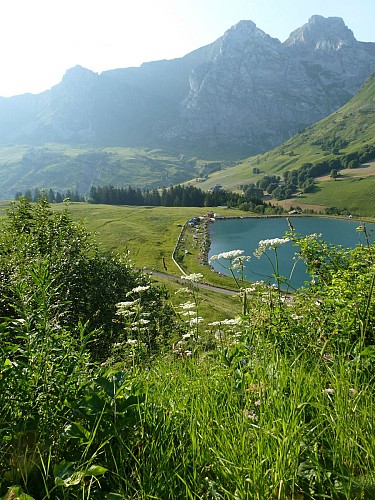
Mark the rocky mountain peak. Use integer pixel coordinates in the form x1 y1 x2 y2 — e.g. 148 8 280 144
222 19 280 47
284 15 356 50
0 15 374 159
60 65 98 89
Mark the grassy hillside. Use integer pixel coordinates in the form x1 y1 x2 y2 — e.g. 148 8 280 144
192 75 375 215
0 144 223 200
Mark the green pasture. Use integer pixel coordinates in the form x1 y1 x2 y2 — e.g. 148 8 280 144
297 176 375 216
50 204 243 281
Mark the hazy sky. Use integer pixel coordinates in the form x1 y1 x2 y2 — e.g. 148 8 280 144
1 0 374 97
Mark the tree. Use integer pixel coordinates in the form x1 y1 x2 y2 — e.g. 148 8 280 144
330 169 339 180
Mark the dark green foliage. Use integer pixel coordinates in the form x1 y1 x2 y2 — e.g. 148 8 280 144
88 183 281 212
15 187 85 202
0 198 176 359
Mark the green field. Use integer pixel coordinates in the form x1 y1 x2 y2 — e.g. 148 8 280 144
50 204 240 277
295 175 375 216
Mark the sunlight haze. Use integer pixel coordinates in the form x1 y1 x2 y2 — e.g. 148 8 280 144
1 0 374 97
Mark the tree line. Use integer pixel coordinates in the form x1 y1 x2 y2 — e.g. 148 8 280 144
88 184 285 214
15 187 85 203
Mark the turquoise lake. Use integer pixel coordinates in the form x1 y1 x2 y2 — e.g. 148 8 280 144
208 217 374 289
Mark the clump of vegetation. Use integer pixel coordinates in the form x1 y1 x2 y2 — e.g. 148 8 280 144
1 200 375 499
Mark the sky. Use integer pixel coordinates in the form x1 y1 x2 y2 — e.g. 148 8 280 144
1 0 374 97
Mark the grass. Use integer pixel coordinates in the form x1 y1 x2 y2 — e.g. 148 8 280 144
134 346 375 499
50 203 247 281
295 176 375 216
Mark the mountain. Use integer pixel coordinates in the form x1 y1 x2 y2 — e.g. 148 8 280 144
192 74 375 216
0 15 375 159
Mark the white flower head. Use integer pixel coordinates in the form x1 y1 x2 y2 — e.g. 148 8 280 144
209 249 244 262
254 238 290 258
231 255 251 269
115 300 138 315
181 273 203 283
128 285 150 295
182 310 197 317
138 318 150 325
179 301 196 310
116 300 136 309
208 317 241 326
189 316 203 326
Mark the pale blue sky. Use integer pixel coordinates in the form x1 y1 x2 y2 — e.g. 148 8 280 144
1 0 373 97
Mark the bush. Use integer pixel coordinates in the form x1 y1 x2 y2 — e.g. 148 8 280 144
0 198 177 359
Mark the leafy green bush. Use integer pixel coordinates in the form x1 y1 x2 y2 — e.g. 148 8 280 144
0 198 177 360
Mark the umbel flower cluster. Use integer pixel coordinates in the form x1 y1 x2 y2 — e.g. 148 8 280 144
254 237 290 258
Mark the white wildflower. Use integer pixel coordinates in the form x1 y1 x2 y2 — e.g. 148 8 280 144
231 255 251 269
254 238 290 258
182 310 197 317
189 316 203 326
179 301 196 310
116 300 136 309
209 318 241 326
126 339 138 345
127 285 150 295
181 273 203 282
182 333 192 339
209 320 223 326
174 287 191 294
209 249 244 262
138 318 150 325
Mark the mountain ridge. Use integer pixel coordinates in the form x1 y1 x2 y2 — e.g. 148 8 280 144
0 15 374 157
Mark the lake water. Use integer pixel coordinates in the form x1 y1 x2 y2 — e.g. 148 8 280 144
208 216 374 289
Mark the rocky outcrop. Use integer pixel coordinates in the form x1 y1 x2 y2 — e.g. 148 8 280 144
166 16 375 155
0 16 374 157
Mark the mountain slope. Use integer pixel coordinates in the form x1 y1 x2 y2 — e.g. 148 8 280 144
193 74 375 215
0 16 374 158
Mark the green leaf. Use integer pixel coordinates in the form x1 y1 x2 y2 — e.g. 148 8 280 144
62 422 91 441
54 460 75 479
84 464 108 477
360 345 375 358
95 376 115 397
105 494 126 500
1 486 36 499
